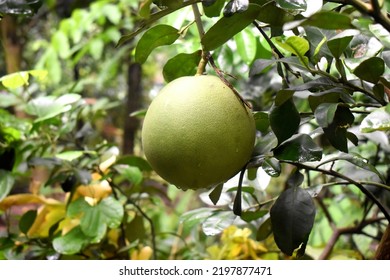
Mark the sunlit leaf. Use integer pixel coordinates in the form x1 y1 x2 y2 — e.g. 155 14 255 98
276 36 309 67
0 72 29 89
275 0 307 11
270 187 316 256
55 151 84 161
360 106 390 133
202 3 261 51
135 24 179 64
235 28 257 64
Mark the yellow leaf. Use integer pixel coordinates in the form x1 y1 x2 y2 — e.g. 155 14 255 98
27 204 66 238
0 194 60 211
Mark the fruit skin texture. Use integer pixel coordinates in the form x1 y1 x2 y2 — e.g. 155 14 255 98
142 75 256 190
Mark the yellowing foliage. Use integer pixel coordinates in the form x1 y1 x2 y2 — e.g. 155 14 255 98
207 225 268 260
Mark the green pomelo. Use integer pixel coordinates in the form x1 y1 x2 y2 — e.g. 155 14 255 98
141 75 256 190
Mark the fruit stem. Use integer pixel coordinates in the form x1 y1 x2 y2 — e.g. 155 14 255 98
192 3 209 75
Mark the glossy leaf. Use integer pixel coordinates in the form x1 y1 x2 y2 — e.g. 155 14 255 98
223 0 249 17
276 36 309 67
262 157 281 177
274 134 322 162
353 57 385 84
302 11 353 30
163 51 202 82
53 226 90 255
202 211 236 236
270 96 300 144
202 3 261 51
275 0 306 11
270 187 316 256
360 106 390 133
314 103 339 128
135 24 179 64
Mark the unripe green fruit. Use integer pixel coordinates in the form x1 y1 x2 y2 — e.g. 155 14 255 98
142 75 256 190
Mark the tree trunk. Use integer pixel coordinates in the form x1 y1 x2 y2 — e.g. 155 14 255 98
122 62 142 154
375 224 390 259
0 15 22 73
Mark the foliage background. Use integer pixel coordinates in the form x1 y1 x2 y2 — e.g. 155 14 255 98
0 0 390 260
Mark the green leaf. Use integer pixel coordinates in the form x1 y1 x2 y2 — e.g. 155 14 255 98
52 30 70 59
253 111 269 133
201 3 261 51
0 72 29 89
270 96 300 144
314 103 339 128
163 51 202 82
235 28 257 64
327 30 357 58
80 205 106 239
209 183 224 205
103 4 122 25
55 151 84 161
322 106 355 153
360 106 390 133
202 211 236 236
276 36 309 67
53 226 90 255
135 24 179 64
256 216 272 241
115 155 152 171
114 165 143 185
203 0 225 17
257 2 294 27
274 134 323 162
261 157 281 177
0 170 15 201
302 11 353 30
275 0 307 11
180 208 215 235
308 91 341 112
99 196 124 229
353 57 385 84
19 210 37 235
270 187 316 256
240 209 268 222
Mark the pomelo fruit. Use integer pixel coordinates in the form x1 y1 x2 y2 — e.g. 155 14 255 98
141 75 256 190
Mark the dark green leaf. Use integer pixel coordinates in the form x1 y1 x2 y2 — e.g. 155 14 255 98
270 97 300 144
135 24 179 64
209 183 224 205
256 216 272 241
353 57 385 84
275 89 295 106
253 111 269 133
249 59 276 77
302 11 353 30
308 91 341 112
314 103 339 128
163 51 202 82
257 2 295 27
125 213 146 242
262 157 281 177
286 169 304 188
0 170 15 200
322 106 354 153
327 30 357 58
0 148 16 172
19 210 37 235
274 134 323 162
270 187 316 256
203 0 225 17
202 3 261 51
240 209 268 222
